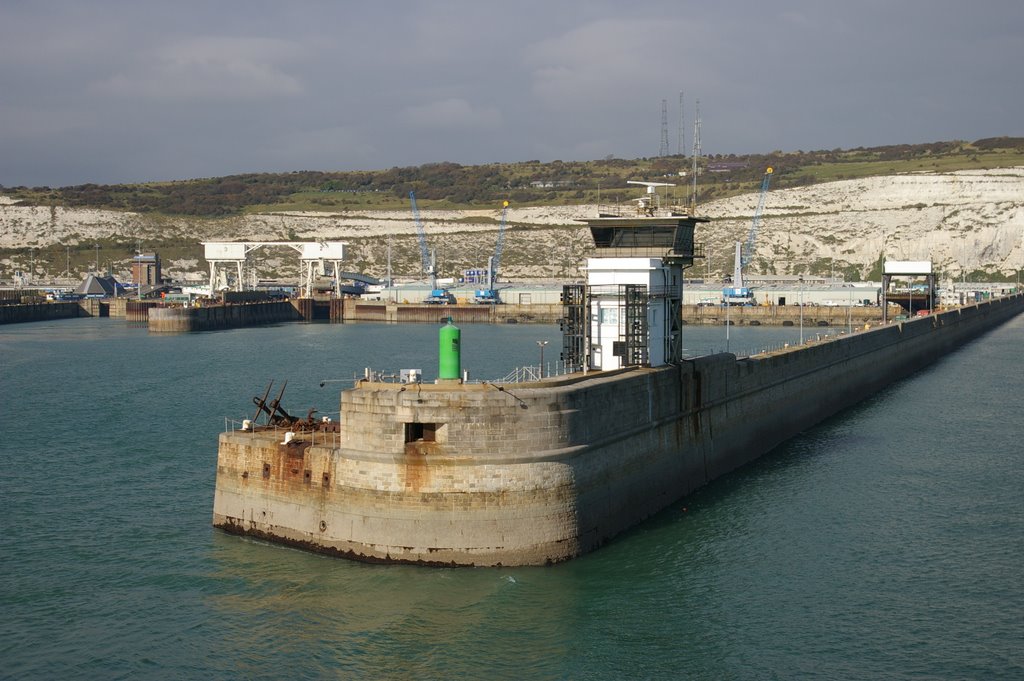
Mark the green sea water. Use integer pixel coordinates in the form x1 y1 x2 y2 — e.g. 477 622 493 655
1 317 1021 679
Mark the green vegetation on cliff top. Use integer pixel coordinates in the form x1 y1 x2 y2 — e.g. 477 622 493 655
4 137 1024 217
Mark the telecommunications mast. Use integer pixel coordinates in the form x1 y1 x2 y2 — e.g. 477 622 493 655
659 99 670 157
677 90 684 156
690 99 701 212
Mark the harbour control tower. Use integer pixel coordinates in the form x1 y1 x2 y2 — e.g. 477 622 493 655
562 184 707 371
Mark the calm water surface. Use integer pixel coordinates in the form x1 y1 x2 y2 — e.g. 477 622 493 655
1 317 1021 679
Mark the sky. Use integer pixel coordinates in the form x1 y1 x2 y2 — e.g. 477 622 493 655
2 0 1022 188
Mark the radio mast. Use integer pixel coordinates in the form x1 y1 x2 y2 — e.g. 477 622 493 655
677 91 684 156
690 99 701 212
659 99 670 157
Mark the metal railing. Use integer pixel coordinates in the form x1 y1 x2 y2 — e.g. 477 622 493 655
696 327 865 360
493 360 583 383
222 417 343 448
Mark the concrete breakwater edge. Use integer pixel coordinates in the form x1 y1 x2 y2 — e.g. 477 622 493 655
147 301 302 333
0 296 890 329
145 300 564 332
0 301 84 324
148 299 885 331
211 293 1024 566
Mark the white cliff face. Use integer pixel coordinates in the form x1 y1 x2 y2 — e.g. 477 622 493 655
2 167 1022 280
695 168 1024 278
0 205 137 249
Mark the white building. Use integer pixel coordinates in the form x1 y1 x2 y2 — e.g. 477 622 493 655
564 206 707 371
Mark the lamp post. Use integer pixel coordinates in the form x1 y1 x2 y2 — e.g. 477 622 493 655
799 275 804 344
136 241 143 301
725 299 730 353
536 340 548 378
847 286 852 334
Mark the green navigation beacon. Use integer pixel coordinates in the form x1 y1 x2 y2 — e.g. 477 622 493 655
438 317 461 380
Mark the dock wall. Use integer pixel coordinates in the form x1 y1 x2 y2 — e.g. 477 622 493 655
681 303 886 326
149 301 302 333
0 296 898 328
341 300 563 324
0 301 84 324
212 294 1024 566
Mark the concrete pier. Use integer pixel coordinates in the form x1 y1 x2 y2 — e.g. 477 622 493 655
0 301 83 324
339 299 564 324
1 296 889 328
212 293 1024 566
681 303 888 326
149 301 302 333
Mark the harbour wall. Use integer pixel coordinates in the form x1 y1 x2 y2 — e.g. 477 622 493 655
340 301 884 326
0 301 84 324
681 303 887 326
0 296 886 327
340 300 563 324
149 301 302 333
5 298 199 324
212 294 1023 565
107 298 159 321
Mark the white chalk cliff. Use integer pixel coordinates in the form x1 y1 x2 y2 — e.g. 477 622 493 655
2 167 1022 281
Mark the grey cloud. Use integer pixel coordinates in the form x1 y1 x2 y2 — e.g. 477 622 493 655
90 37 305 100
1 0 1022 187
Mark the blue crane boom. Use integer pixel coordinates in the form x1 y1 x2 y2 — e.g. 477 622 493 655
491 201 509 288
725 167 773 305
743 167 773 269
475 201 509 304
409 191 453 303
409 191 433 284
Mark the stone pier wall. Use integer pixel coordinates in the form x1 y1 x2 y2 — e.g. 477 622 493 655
340 300 563 324
212 293 1024 566
681 303 886 326
149 301 302 333
0 301 83 324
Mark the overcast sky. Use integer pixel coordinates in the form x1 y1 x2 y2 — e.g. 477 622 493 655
2 0 1022 187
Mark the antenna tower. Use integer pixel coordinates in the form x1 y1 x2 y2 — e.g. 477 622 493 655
690 99 701 212
659 99 670 157
677 91 684 156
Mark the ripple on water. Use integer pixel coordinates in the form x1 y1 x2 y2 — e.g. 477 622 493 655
1 317 1022 679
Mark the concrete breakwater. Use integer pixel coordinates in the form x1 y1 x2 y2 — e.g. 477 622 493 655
296 299 871 325
340 301 880 325
681 303 886 326
149 301 302 333
0 301 85 324
0 298 150 324
107 298 159 321
341 300 562 324
212 293 1023 566
147 299 564 329
1 296 882 328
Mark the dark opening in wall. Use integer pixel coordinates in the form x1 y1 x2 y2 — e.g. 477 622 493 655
405 422 437 443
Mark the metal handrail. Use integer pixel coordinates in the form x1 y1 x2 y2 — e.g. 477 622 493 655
222 417 342 448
